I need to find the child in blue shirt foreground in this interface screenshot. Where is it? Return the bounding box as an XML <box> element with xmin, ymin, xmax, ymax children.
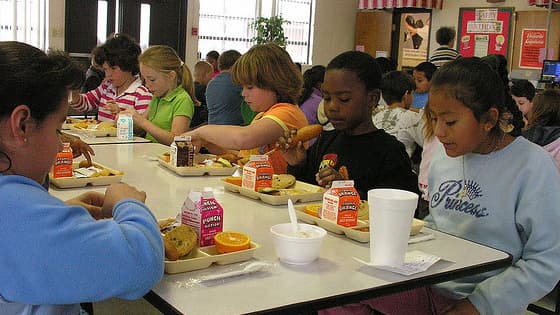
<box><xmin>0</xmin><ymin>41</ymin><xmax>163</xmax><ymax>314</ymax></box>
<box><xmin>321</xmin><ymin>58</ymin><xmax>560</xmax><ymax>315</ymax></box>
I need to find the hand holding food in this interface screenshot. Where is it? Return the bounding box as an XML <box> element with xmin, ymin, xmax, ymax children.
<box><xmin>65</xmin><ymin>191</ymin><xmax>105</xmax><ymax>219</ymax></box>
<box><xmin>315</xmin><ymin>166</ymin><xmax>347</xmax><ymax>188</ymax></box>
<box><xmin>105</xmin><ymin>100</ymin><xmax>120</xmax><ymax>114</ymax></box>
<box><xmin>101</xmin><ymin>183</ymin><xmax>147</xmax><ymax>218</ymax></box>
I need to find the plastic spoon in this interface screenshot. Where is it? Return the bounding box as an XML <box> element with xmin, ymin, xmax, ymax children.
<box><xmin>287</xmin><ymin>198</ymin><xmax>299</xmax><ymax>234</ymax></box>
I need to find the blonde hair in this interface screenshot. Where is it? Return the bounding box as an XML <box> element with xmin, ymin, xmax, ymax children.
<box><xmin>193</xmin><ymin>60</ymin><xmax>213</xmax><ymax>82</ymax></box>
<box><xmin>231</xmin><ymin>43</ymin><xmax>302</xmax><ymax>104</ymax></box>
<box><xmin>422</xmin><ymin>102</ymin><xmax>435</xmax><ymax>139</ymax></box>
<box><xmin>139</xmin><ymin>45</ymin><xmax>199</xmax><ymax>105</ymax></box>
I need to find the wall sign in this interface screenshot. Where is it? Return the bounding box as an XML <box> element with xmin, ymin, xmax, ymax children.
<box><xmin>519</xmin><ymin>29</ymin><xmax>547</xmax><ymax>69</ymax></box>
<box><xmin>457</xmin><ymin>7</ymin><xmax>514</xmax><ymax>58</ymax></box>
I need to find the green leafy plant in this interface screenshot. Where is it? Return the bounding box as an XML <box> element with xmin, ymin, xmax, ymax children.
<box><xmin>249</xmin><ymin>16</ymin><xmax>290</xmax><ymax>48</ymax></box>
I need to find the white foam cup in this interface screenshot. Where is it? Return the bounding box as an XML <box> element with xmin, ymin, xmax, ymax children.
<box><xmin>368</xmin><ymin>189</ymin><xmax>418</xmax><ymax>267</ymax></box>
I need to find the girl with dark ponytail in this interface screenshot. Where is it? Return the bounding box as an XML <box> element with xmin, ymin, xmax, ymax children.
<box><xmin>299</xmin><ymin>65</ymin><xmax>325</xmax><ymax>125</ymax></box>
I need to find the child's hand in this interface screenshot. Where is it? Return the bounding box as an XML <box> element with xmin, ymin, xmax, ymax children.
<box><xmin>66</xmin><ymin>191</ymin><xmax>105</xmax><ymax>219</ymax></box>
<box><xmin>276</xmin><ymin>129</ymin><xmax>306</xmax><ymax>166</ymax></box>
<box><xmin>315</xmin><ymin>166</ymin><xmax>346</xmax><ymax>188</ymax></box>
<box><xmin>102</xmin><ymin>183</ymin><xmax>147</xmax><ymax>218</ymax></box>
<box><xmin>106</xmin><ymin>100</ymin><xmax>120</xmax><ymax>114</ymax></box>
<box><xmin>179</xmin><ymin>130</ymin><xmax>204</xmax><ymax>153</ymax></box>
<box><xmin>69</xmin><ymin>138</ymin><xmax>95</xmax><ymax>165</ymax></box>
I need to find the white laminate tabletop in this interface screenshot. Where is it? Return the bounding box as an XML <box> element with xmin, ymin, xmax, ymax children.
<box><xmin>49</xmin><ymin>143</ymin><xmax>511</xmax><ymax>315</ymax></box>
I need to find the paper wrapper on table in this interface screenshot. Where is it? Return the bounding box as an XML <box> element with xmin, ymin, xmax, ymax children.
<box><xmin>181</xmin><ymin>189</ymin><xmax>223</xmax><ymax>247</ymax></box>
<box><xmin>242</xmin><ymin>155</ymin><xmax>273</xmax><ymax>192</ymax></box>
<box><xmin>321</xmin><ymin>180</ymin><xmax>359</xmax><ymax>227</ymax></box>
<box><xmin>368</xmin><ymin>188</ymin><xmax>418</xmax><ymax>267</ymax></box>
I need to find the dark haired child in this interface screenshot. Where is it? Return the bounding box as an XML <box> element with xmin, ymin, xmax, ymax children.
<box><xmin>412</xmin><ymin>61</ymin><xmax>437</xmax><ymax>109</ymax></box>
<box><xmin>523</xmin><ymin>88</ymin><xmax>560</xmax><ymax>168</ymax></box>
<box><xmin>0</xmin><ymin>41</ymin><xmax>163</xmax><ymax>314</ymax></box>
<box><xmin>279</xmin><ymin>51</ymin><xmax>418</xmax><ymax>199</ymax></box>
<box><xmin>373</xmin><ymin>70</ymin><xmax>423</xmax><ymax>158</ymax></box>
<box><xmin>299</xmin><ymin>65</ymin><xmax>326</xmax><ymax>125</ymax></box>
<box><xmin>429</xmin><ymin>26</ymin><xmax>461</xmax><ymax>68</ymax></box>
<box><xmin>69</xmin><ymin>33</ymin><xmax>152</xmax><ymax>122</ymax></box>
<box><xmin>510</xmin><ymin>79</ymin><xmax>536</xmax><ymax>126</ymax></box>
<box><xmin>322</xmin><ymin>57</ymin><xmax>560</xmax><ymax>315</ymax></box>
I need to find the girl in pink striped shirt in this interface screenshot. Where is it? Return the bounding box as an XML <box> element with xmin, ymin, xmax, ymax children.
<box><xmin>69</xmin><ymin>34</ymin><xmax>152</xmax><ymax>122</ymax></box>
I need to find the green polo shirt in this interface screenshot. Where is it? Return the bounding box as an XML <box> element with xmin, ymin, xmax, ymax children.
<box><xmin>146</xmin><ymin>86</ymin><xmax>194</xmax><ymax>143</ymax></box>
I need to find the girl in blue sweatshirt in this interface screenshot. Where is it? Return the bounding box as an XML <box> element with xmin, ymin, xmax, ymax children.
<box><xmin>322</xmin><ymin>58</ymin><xmax>560</xmax><ymax>315</ymax></box>
<box><xmin>0</xmin><ymin>42</ymin><xmax>163</xmax><ymax>315</ymax></box>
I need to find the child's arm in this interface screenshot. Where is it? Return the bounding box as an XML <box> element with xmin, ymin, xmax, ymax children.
<box><xmin>181</xmin><ymin>118</ymin><xmax>285</xmax><ymax>153</ymax></box>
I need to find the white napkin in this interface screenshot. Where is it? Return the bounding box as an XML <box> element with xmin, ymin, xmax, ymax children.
<box><xmin>354</xmin><ymin>250</ymin><xmax>442</xmax><ymax>276</ymax></box>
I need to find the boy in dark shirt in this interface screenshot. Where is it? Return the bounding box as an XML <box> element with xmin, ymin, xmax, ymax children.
<box><xmin>280</xmin><ymin>51</ymin><xmax>418</xmax><ymax>199</ymax></box>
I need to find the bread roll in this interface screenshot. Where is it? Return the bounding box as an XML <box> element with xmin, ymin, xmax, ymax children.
<box><xmin>163</xmin><ymin>225</ymin><xmax>198</xmax><ymax>261</ymax></box>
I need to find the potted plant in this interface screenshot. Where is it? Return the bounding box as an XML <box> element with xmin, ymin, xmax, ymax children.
<box><xmin>249</xmin><ymin>16</ymin><xmax>290</xmax><ymax>48</ymax></box>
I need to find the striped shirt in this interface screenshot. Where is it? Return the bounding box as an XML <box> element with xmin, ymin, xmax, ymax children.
<box><xmin>429</xmin><ymin>46</ymin><xmax>461</xmax><ymax>68</ymax></box>
<box><xmin>71</xmin><ymin>76</ymin><xmax>152</xmax><ymax>122</ymax></box>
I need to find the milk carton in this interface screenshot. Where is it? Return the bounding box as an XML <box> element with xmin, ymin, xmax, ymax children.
<box><xmin>53</xmin><ymin>143</ymin><xmax>73</xmax><ymax>178</ymax></box>
<box><xmin>117</xmin><ymin>113</ymin><xmax>133</xmax><ymax>141</ymax></box>
<box><xmin>321</xmin><ymin>180</ymin><xmax>360</xmax><ymax>227</ymax></box>
<box><xmin>242</xmin><ymin>155</ymin><xmax>273</xmax><ymax>192</ymax></box>
<box><xmin>181</xmin><ymin>188</ymin><xmax>224</xmax><ymax>247</ymax></box>
<box><xmin>170</xmin><ymin>136</ymin><xmax>194</xmax><ymax>167</ymax></box>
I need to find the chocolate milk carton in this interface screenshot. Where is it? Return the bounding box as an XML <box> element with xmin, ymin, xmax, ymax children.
<box><xmin>242</xmin><ymin>155</ymin><xmax>273</xmax><ymax>192</ymax></box>
<box><xmin>181</xmin><ymin>188</ymin><xmax>224</xmax><ymax>247</ymax></box>
<box><xmin>321</xmin><ymin>180</ymin><xmax>360</xmax><ymax>227</ymax></box>
<box><xmin>170</xmin><ymin>136</ymin><xmax>195</xmax><ymax>167</ymax></box>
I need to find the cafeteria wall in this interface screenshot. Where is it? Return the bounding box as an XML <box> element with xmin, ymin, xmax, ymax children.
<box><xmin>48</xmin><ymin>0</ymin><xmax>549</xmax><ymax>69</ymax></box>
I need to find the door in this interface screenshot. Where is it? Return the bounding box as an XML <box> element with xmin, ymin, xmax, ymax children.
<box><xmin>65</xmin><ymin>0</ymin><xmax>187</xmax><ymax>57</ymax></box>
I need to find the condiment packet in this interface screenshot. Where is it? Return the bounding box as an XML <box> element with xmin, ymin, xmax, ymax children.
<box><xmin>73</xmin><ymin>166</ymin><xmax>103</xmax><ymax>178</ymax></box>
<box><xmin>354</xmin><ymin>250</ymin><xmax>445</xmax><ymax>276</ymax></box>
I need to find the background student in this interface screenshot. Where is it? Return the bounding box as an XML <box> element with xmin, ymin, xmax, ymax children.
<box><xmin>181</xmin><ymin>43</ymin><xmax>307</xmax><ymax>174</ymax></box>
<box><xmin>411</xmin><ymin>61</ymin><xmax>437</xmax><ymax>110</ymax></box>
<box><xmin>0</xmin><ymin>41</ymin><xmax>163</xmax><ymax>315</ymax></box>
<box><xmin>69</xmin><ymin>33</ymin><xmax>152</xmax><ymax>122</ymax></box>
<box><xmin>205</xmin><ymin>50</ymin><xmax>244</xmax><ymax>126</ymax></box>
<box><xmin>510</xmin><ymin>79</ymin><xmax>536</xmax><ymax>127</ymax></box>
<box><xmin>192</xmin><ymin>60</ymin><xmax>213</xmax><ymax>128</ymax></box>
<box><xmin>279</xmin><ymin>51</ymin><xmax>418</xmax><ymax>199</ymax></box>
<box><xmin>373</xmin><ymin>70</ymin><xmax>423</xmax><ymax>158</ymax></box>
<box><xmin>429</xmin><ymin>26</ymin><xmax>461</xmax><ymax>68</ymax></box>
<box><xmin>299</xmin><ymin>65</ymin><xmax>325</xmax><ymax>125</ymax></box>
<box><xmin>522</xmin><ymin>88</ymin><xmax>560</xmax><ymax>168</ymax></box>
<box><xmin>121</xmin><ymin>45</ymin><xmax>195</xmax><ymax>145</ymax></box>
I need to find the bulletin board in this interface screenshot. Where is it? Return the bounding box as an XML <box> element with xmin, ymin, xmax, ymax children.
<box><xmin>457</xmin><ymin>7</ymin><xmax>514</xmax><ymax>59</ymax></box>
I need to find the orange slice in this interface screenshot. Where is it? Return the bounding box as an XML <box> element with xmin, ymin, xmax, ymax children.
<box><xmin>224</xmin><ymin>176</ymin><xmax>242</xmax><ymax>186</ymax></box>
<box><xmin>304</xmin><ymin>204</ymin><xmax>321</xmax><ymax>218</ymax></box>
<box><xmin>214</xmin><ymin>231</ymin><xmax>250</xmax><ymax>254</ymax></box>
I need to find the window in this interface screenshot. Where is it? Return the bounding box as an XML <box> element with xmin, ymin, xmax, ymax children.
<box><xmin>198</xmin><ymin>0</ymin><xmax>314</xmax><ymax>64</ymax></box>
<box><xmin>0</xmin><ymin>0</ymin><xmax>48</xmax><ymax>50</ymax></box>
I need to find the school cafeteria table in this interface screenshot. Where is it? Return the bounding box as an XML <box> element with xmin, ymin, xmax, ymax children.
<box><xmin>49</xmin><ymin>143</ymin><xmax>512</xmax><ymax>315</ymax></box>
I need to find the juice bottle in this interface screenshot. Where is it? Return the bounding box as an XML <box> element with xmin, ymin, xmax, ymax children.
<box><xmin>53</xmin><ymin>143</ymin><xmax>73</xmax><ymax>178</ymax></box>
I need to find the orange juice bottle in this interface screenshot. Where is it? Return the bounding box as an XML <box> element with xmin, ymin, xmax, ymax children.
<box><xmin>53</xmin><ymin>143</ymin><xmax>73</xmax><ymax>178</ymax></box>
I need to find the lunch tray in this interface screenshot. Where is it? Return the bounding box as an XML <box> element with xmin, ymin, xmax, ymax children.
<box><xmin>157</xmin><ymin>154</ymin><xmax>237</xmax><ymax>176</ymax></box>
<box><xmin>221</xmin><ymin>179</ymin><xmax>325</xmax><ymax>206</ymax></box>
<box><xmin>68</xmin><ymin>124</ymin><xmax>117</xmax><ymax>137</ymax></box>
<box><xmin>294</xmin><ymin>205</ymin><xmax>424</xmax><ymax>243</ymax></box>
<box><xmin>164</xmin><ymin>242</ymin><xmax>260</xmax><ymax>274</ymax></box>
<box><xmin>49</xmin><ymin>162</ymin><xmax>124</xmax><ymax>188</ymax></box>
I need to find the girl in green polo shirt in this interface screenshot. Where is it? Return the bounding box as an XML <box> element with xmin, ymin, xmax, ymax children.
<box><xmin>122</xmin><ymin>45</ymin><xmax>196</xmax><ymax>145</ymax></box>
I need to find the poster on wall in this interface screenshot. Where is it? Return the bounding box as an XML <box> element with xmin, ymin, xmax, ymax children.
<box><xmin>400</xmin><ymin>12</ymin><xmax>431</xmax><ymax>68</ymax></box>
<box><xmin>519</xmin><ymin>29</ymin><xmax>547</xmax><ymax>69</ymax></box>
<box><xmin>457</xmin><ymin>7</ymin><xmax>513</xmax><ymax>59</ymax></box>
